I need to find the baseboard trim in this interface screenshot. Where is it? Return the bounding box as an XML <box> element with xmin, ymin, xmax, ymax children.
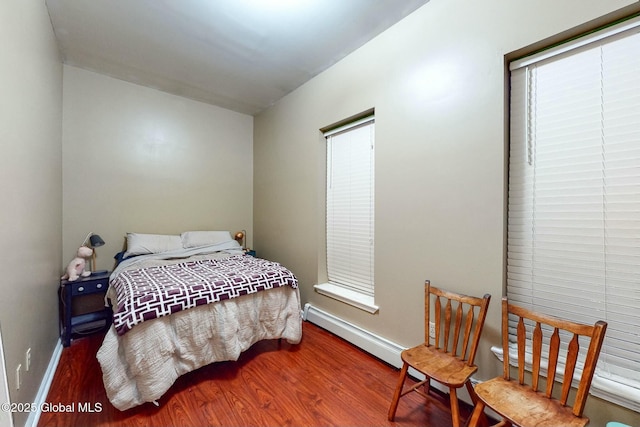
<box><xmin>25</xmin><ymin>338</ymin><xmax>63</xmax><ymax>427</ymax></box>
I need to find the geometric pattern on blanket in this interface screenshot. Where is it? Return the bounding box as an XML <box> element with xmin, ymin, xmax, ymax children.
<box><xmin>111</xmin><ymin>254</ymin><xmax>299</xmax><ymax>335</ymax></box>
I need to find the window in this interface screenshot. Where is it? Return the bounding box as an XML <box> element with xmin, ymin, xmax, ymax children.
<box><xmin>315</xmin><ymin>116</ymin><xmax>377</xmax><ymax>313</ymax></box>
<box><xmin>506</xmin><ymin>17</ymin><xmax>640</xmax><ymax>410</ymax></box>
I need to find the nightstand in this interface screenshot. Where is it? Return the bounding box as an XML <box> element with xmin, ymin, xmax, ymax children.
<box><xmin>245</xmin><ymin>249</ymin><xmax>256</xmax><ymax>257</ymax></box>
<box><xmin>59</xmin><ymin>271</ymin><xmax>112</xmax><ymax>347</ymax></box>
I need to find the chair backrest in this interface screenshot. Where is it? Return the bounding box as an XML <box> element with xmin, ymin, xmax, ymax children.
<box><xmin>501</xmin><ymin>297</ymin><xmax>608</xmax><ymax>417</ymax></box>
<box><xmin>425</xmin><ymin>280</ymin><xmax>491</xmax><ymax>367</ymax></box>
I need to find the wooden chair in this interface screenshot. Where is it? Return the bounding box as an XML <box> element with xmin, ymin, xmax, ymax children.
<box><xmin>388</xmin><ymin>280</ymin><xmax>491</xmax><ymax>427</ymax></box>
<box><xmin>468</xmin><ymin>297</ymin><xmax>608</xmax><ymax>427</ymax></box>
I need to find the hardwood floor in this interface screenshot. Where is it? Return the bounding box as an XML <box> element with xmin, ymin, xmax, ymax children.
<box><xmin>38</xmin><ymin>321</ymin><xmax>473</xmax><ymax>426</ymax></box>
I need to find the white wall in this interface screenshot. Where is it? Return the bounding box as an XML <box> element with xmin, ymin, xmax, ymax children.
<box><xmin>0</xmin><ymin>1</ymin><xmax>63</xmax><ymax>426</ymax></box>
<box><xmin>253</xmin><ymin>0</ymin><xmax>640</xmax><ymax>425</ymax></box>
<box><xmin>62</xmin><ymin>66</ymin><xmax>254</xmax><ymax>271</ymax></box>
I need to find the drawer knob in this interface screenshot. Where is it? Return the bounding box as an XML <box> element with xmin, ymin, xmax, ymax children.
<box><xmin>97</xmin><ymin>283</ymin><xmax>102</xmax><ymax>289</ymax></box>
<box><xmin>78</xmin><ymin>286</ymin><xmax>84</xmax><ymax>292</ymax></box>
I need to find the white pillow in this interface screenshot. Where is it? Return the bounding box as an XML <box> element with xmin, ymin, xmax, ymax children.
<box><xmin>181</xmin><ymin>231</ymin><xmax>232</xmax><ymax>248</ymax></box>
<box><xmin>124</xmin><ymin>233</ymin><xmax>183</xmax><ymax>257</ymax></box>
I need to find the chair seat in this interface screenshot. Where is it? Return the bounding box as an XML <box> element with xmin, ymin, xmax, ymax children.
<box><xmin>402</xmin><ymin>344</ymin><xmax>477</xmax><ymax>387</ymax></box>
<box><xmin>474</xmin><ymin>377</ymin><xmax>589</xmax><ymax>427</ymax></box>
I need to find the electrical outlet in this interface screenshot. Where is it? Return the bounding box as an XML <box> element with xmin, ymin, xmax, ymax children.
<box><xmin>429</xmin><ymin>321</ymin><xmax>436</xmax><ymax>339</ymax></box>
<box><xmin>26</xmin><ymin>348</ymin><xmax>31</xmax><ymax>371</ymax></box>
<box><xmin>16</xmin><ymin>364</ymin><xmax>22</xmax><ymax>390</ymax></box>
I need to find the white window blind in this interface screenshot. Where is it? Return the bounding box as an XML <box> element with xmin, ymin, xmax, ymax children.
<box><xmin>507</xmin><ymin>18</ymin><xmax>640</xmax><ymax>409</ymax></box>
<box><xmin>325</xmin><ymin>118</ymin><xmax>375</xmax><ymax>296</ymax></box>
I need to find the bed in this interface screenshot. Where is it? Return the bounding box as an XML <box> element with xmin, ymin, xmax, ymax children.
<box><xmin>96</xmin><ymin>231</ymin><xmax>302</xmax><ymax>411</ymax></box>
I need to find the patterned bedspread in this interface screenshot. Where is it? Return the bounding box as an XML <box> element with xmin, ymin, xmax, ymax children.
<box><xmin>111</xmin><ymin>254</ymin><xmax>299</xmax><ymax>335</ymax></box>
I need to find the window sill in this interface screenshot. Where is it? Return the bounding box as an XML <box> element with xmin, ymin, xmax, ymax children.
<box><xmin>490</xmin><ymin>346</ymin><xmax>640</xmax><ymax>412</ymax></box>
<box><xmin>314</xmin><ymin>283</ymin><xmax>379</xmax><ymax>314</ymax></box>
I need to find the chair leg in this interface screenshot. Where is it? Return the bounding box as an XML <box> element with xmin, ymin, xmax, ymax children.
<box><xmin>468</xmin><ymin>399</ymin><xmax>486</xmax><ymax>427</ymax></box>
<box><xmin>388</xmin><ymin>362</ymin><xmax>409</xmax><ymax>421</ymax></box>
<box><xmin>449</xmin><ymin>387</ymin><xmax>461</xmax><ymax>427</ymax></box>
<box><xmin>423</xmin><ymin>377</ymin><xmax>431</xmax><ymax>396</ymax></box>
<box><xmin>464</xmin><ymin>381</ymin><xmax>491</xmax><ymax>427</ymax></box>
<box><xmin>465</xmin><ymin>380</ymin><xmax>478</xmax><ymax>405</ymax></box>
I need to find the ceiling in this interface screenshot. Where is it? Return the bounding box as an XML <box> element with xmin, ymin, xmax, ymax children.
<box><xmin>46</xmin><ymin>0</ymin><xmax>430</xmax><ymax>116</ymax></box>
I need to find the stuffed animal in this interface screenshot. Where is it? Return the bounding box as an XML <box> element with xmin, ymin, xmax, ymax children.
<box><xmin>61</xmin><ymin>246</ymin><xmax>93</xmax><ymax>281</ymax></box>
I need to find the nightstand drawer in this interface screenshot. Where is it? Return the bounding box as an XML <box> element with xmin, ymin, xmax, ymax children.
<box><xmin>70</xmin><ymin>279</ymin><xmax>108</xmax><ymax>296</ymax></box>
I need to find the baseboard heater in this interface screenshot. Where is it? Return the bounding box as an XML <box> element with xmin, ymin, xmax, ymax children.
<box><xmin>302</xmin><ymin>303</ymin><xmax>405</xmax><ymax>368</ymax></box>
